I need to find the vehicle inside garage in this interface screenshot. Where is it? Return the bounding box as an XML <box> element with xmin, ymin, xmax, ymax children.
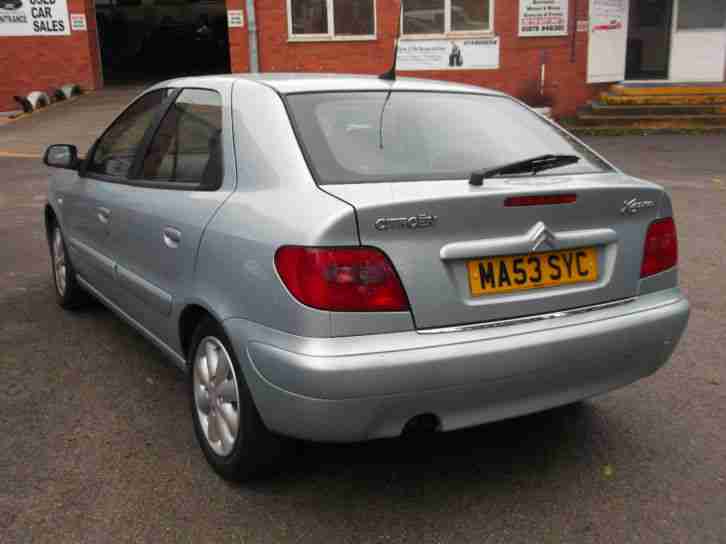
<box><xmin>95</xmin><ymin>0</ymin><xmax>230</xmax><ymax>83</ymax></box>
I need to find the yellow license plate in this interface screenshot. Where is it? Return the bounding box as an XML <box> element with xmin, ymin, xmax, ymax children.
<box><xmin>467</xmin><ymin>247</ymin><xmax>598</xmax><ymax>296</ymax></box>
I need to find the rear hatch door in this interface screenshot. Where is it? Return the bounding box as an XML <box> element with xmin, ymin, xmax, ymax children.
<box><xmin>284</xmin><ymin>88</ymin><xmax>663</xmax><ymax>329</ymax></box>
<box><xmin>325</xmin><ymin>174</ymin><xmax>662</xmax><ymax>329</ymax></box>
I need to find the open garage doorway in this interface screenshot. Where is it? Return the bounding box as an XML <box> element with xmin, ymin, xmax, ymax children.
<box><xmin>95</xmin><ymin>0</ymin><xmax>231</xmax><ymax>84</ymax></box>
<box><xmin>626</xmin><ymin>0</ymin><xmax>674</xmax><ymax>80</ymax></box>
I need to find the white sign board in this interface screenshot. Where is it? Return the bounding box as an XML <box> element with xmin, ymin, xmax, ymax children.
<box><xmin>519</xmin><ymin>0</ymin><xmax>569</xmax><ymax>37</ymax></box>
<box><xmin>0</xmin><ymin>0</ymin><xmax>71</xmax><ymax>36</ymax></box>
<box><xmin>590</xmin><ymin>0</ymin><xmax>627</xmax><ymax>32</ymax></box>
<box><xmin>396</xmin><ymin>38</ymin><xmax>500</xmax><ymax>71</ymax></box>
<box><xmin>70</xmin><ymin>12</ymin><xmax>86</xmax><ymax>31</ymax></box>
<box><xmin>587</xmin><ymin>0</ymin><xmax>629</xmax><ymax>83</ymax></box>
<box><xmin>227</xmin><ymin>10</ymin><xmax>244</xmax><ymax>28</ymax></box>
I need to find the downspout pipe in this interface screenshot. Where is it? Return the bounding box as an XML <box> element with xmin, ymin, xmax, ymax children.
<box><xmin>570</xmin><ymin>0</ymin><xmax>578</xmax><ymax>63</ymax></box>
<box><xmin>245</xmin><ymin>0</ymin><xmax>260</xmax><ymax>72</ymax></box>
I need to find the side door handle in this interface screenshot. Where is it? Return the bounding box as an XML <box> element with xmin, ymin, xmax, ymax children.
<box><xmin>97</xmin><ymin>206</ymin><xmax>111</xmax><ymax>224</ymax></box>
<box><xmin>162</xmin><ymin>227</ymin><xmax>182</xmax><ymax>249</ymax></box>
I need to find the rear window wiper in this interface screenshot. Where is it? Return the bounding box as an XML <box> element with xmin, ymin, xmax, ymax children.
<box><xmin>469</xmin><ymin>154</ymin><xmax>581</xmax><ymax>186</ymax></box>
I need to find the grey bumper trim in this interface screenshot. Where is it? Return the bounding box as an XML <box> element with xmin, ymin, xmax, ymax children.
<box><xmin>417</xmin><ymin>297</ymin><xmax>638</xmax><ymax>335</ymax></box>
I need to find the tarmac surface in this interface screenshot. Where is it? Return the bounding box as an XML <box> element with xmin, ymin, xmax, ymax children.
<box><xmin>1</xmin><ymin>120</ymin><xmax>725</xmax><ymax>541</ymax></box>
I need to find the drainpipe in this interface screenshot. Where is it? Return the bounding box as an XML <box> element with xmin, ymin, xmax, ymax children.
<box><xmin>570</xmin><ymin>0</ymin><xmax>578</xmax><ymax>63</ymax></box>
<box><xmin>245</xmin><ymin>0</ymin><xmax>260</xmax><ymax>72</ymax></box>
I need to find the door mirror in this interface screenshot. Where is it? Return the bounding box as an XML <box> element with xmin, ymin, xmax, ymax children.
<box><xmin>43</xmin><ymin>144</ymin><xmax>80</xmax><ymax>170</ymax></box>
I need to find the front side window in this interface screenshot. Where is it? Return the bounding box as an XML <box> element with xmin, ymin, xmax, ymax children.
<box><xmin>286</xmin><ymin>92</ymin><xmax>611</xmax><ymax>185</ymax></box>
<box><xmin>403</xmin><ymin>0</ymin><xmax>491</xmax><ymax>35</ymax></box>
<box><xmin>88</xmin><ymin>89</ymin><xmax>168</xmax><ymax>178</ymax></box>
<box><xmin>142</xmin><ymin>89</ymin><xmax>223</xmax><ymax>189</ymax></box>
<box><xmin>289</xmin><ymin>0</ymin><xmax>375</xmax><ymax>37</ymax></box>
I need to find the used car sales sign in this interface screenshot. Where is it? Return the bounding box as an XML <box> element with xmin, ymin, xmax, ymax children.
<box><xmin>0</xmin><ymin>0</ymin><xmax>70</xmax><ymax>36</ymax></box>
<box><xmin>519</xmin><ymin>0</ymin><xmax>569</xmax><ymax>37</ymax></box>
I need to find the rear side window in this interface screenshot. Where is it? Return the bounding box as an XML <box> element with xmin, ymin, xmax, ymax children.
<box><xmin>286</xmin><ymin>92</ymin><xmax>612</xmax><ymax>184</ymax></box>
<box><xmin>142</xmin><ymin>89</ymin><xmax>223</xmax><ymax>189</ymax></box>
<box><xmin>88</xmin><ymin>89</ymin><xmax>168</xmax><ymax>178</ymax></box>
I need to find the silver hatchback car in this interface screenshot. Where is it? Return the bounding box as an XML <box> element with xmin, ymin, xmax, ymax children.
<box><xmin>44</xmin><ymin>74</ymin><xmax>689</xmax><ymax>480</ymax></box>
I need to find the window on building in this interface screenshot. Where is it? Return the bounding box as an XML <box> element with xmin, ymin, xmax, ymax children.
<box><xmin>677</xmin><ymin>0</ymin><xmax>726</xmax><ymax>30</ymax></box>
<box><xmin>289</xmin><ymin>0</ymin><xmax>375</xmax><ymax>38</ymax></box>
<box><xmin>403</xmin><ymin>0</ymin><xmax>492</xmax><ymax>35</ymax></box>
<box><xmin>142</xmin><ymin>89</ymin><xmax>223</xmax><ymax>189</ymax></box>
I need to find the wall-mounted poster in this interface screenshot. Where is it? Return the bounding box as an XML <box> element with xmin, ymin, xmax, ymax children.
<box><xmin>227</xmin><ymin>9</ymin><xmax>244</xmax><ymax>28</ymax></box>
<box><xmin>590</xmin><ymin>0</ymin><xmax>627</xmax><ymax>33</ymax></box>
<box><xmin>70</xmin><ymin>13</ymin><xmax>86</xmax><ymax>31</ymax></box>
<box><xmin>396</xmin><ymin>38</ymin><xmax>500</xmax><ymax>71</ymax></box>
<box><xmin>519</xmin><ymin>0</ymin><xmax>569</xmax><ymax>37</ymax></box>
<box><xmin>0</xmin><ymin>0</ymin><xmax>71</xmax><ymax>36</ymax></box>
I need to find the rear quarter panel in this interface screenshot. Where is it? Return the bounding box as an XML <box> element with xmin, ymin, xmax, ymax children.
<box><xmin>193</xmin><ymin>81</ymin><xmax>362</xmax><ymax>337</ymax></box>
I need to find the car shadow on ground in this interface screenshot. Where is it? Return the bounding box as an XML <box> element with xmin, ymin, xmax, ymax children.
<box><xmin>77</xmin><ymin>292</ymin><xmax>612</xmax><ymax>488</ymax></box>
<box><xmin>4</xmin><ymin>283</ymin><xmax>620</xmax><ymax>499</ymax></box>
<box><xmin>83</xmin><ymin>295</ymin><xmax>613</xmax><ymax>483</ymax></box>
<box><xmin>2</xmin><ymin>281</ymin><xmax>650</xmax><ymax>543</ymax></box>
<box><xmin>246</xmin><ymin>396</ymin><xmax>614</xmax><ymax>495</ymax></box>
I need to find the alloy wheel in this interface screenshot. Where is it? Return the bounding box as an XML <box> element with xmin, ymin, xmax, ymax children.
<box><xmin>193</xmin><ymin>336</ymin><xmax>241</xmax><ymax>456</ymax></box>
<box><xmin>52</xmin><ymin>227</ymin><xmax>67</xmax><ymax>297</ymax></box>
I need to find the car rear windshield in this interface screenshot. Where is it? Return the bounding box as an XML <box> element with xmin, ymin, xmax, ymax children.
<box><xmin>285</xmin><ymin>92</ymin><xmax>612</xmax><ymax>185</ymax></box>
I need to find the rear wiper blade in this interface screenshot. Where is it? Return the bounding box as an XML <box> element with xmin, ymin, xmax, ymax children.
<box><xmin>469</xmin><ymin>154</ymin><xmax>580</xmax><ymax>186</ymax></box>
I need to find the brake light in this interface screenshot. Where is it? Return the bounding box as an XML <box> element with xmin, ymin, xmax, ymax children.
<box><xmin>504</xmin><ymin>194</ymin><xmax>577</xmax><ymax>207</ymax></box>
<box><xmin>641</xmin><ymin>218</ymin><xmax>678</xmax><ymax>278</ymax></box>
<box><xmin>274</xmin><ymin>247</ymin><xmax>410</xmax><ymax>312</ymax></box>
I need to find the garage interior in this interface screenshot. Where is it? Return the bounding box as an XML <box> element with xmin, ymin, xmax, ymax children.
<box><xmin>95</xmin><ymin>0</ymin><xmax>231</xmax><ymax>84</ymax></box>
<box><xmin>626</xmin><ymin>0</ymin><xmax>673</xmax><ymax>80</ymax></box>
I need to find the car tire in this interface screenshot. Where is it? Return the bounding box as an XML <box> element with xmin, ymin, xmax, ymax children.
<box><xmin>50</xmin><ymin>222</ymin><xmax>89</xmax><ymax>309</ymax></box>
<box><xmin>189</xmin><ymin>317</ymin><xmax>288</xmax><ymax>481</ymax></box>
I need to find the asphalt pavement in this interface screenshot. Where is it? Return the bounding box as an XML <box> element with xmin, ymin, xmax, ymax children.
<box><xmin>1</xmin><ymin>135</ymin><xmax>725</xmax><ymax>543</ymax></box>
<box><xmin>0</xmin><ymin>86</ymin><xmax>144</xmax><ymax>157</ymax></box>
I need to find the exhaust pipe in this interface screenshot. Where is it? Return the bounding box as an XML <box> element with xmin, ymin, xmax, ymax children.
<box><xmin>402</xmin><ymin>413</ymin><xmax>441</xmax><ymax>436</ymax></box>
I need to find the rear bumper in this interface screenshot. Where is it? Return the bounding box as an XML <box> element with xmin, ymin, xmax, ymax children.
<box><xmin>225</xmin><ymin>288</ymin><xmax>689</xmax><ymax>442</ymax></box>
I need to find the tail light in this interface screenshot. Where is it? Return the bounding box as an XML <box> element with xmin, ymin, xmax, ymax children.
<box><xmin>641</xmin><ymin>217</ymin><xmax>678</xmax><ymax>278</ymax></box>
<box><xmin>274</xmin><ymin>246</ymin><xmax>410</xmax><ymax>312</ymax></box>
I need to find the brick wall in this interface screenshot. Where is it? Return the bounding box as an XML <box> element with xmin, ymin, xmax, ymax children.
<box><xmin>235</xmin><ymin>0</ymin><xmax>606</xmax><ymax>117</ymax></box>
<box><xmin>0</xmin><ymin>0</ymin><xmax>609</xmax><ymax>117</ymax></box>
<box><xmin>227</xmin><ymin>0</ymin><xmax>250</xmax><ymax>73</ymax></box>
<box><xmin>0</xmin><ymin>0</ymin><xmax>101</xmax><ymax>112</ymax></box>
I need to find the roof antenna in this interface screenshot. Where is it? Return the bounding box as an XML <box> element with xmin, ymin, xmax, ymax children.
<box><xmin>378</xmin><ymin>1</ymin><xmax>402</xmax><ymax>148</ymax></box>
<box><xmin>379</xmin><ymin>1</ymin><xmax>402</xmax><ymax>81</ymax></box>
